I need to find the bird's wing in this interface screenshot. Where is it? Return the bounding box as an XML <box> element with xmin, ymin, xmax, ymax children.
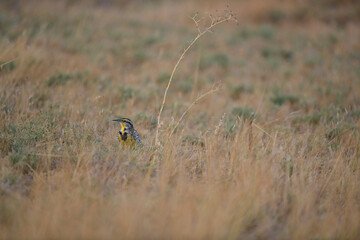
<box><xmin>133</xmin><ymin>129</ymin><xmax>142</xmax><ymax>145</ymax></box>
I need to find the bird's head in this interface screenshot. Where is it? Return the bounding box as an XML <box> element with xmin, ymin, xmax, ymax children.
<box><xmin>112</xmin><ymin>118</ymin><xmax>134</xmax><ymax>135</ymax></box>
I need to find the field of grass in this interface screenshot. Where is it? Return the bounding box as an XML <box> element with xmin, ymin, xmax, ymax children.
<box><xmin>1</xmin><ymin>0</ymin><xmax>360</xmax><ymax>239</ymax></box>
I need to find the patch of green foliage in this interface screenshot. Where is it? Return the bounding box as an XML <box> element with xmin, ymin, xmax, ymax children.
<box><xmin>133</xmin><ymin>49</ymin><xmax>148</xmax><ymax>62</ymax></box>
<box><xmin>118</xmin><ymin>86</ymin><xmax>138</xmax><ymax>101</ymax></box>
<box><xmin>261</xmin><ymin>45</ymin><xmax>293</xmax><ymax>61</ymax></box>
<box><xmin>0</xmin><ymin>106</ymin><xmax>58</xmax><ymax>170</ymax></box>
<box><xmin>156</xmin><ymin>72</ymin><xmax>171</xmax><ymax>84</ymax></box>
<box><xmin>200</xmin><ymin>52</ymin><xmax>229</xmax><ymax>69</ymax></box>
<box><xmin>292</xmin><ymin>106</ymin><xmax>360</xmax><ymax>126</ymax></box>
<box><xmin>270</xmin><ymin>91</ymin><xmax>299</xmax><ymax>106</ymax></box>
<box><xmin>0</xmin><ymin>60</ymin><xmax>16</xmax><ymax>73</ymax></box>
<box><xmin>231</xmin><ymin>106</ymin><xmax>257</xmax><ymax>120</ymax></box>
<box><xmin>227</xmin><ymin>26</ymin><xmax>252</xmax><ymax>44</ymax></box>
<box><xmin>224</xmin><ymin>106</ymin><xmax>257</xmax><ymax>136</ymax></box>
<box><xmin>228</xmin><ymin>83</ymin><xmax>254</xmax><ymax>99</ymax></box>
<box><xmin>303</xmin><ymin>51</ymin><xmax>323</xmax><ymax>67</ymax></box>
<box><xmin>280</xmin><ymin>156</ymin><xmax>293</xmax><ymax>178</ymax></box>
<box><xmin>134</xmin><ymin>112</ymin><xmax>157</xmax><ymax>129</ymax></box>
<box><xmin>292</xmin><ymin>112</ymin><xmax>322</xmax><ymax>125</ymax></box>
<box><xmin>47</xmin><ymin>72</ymin><xmax>72</xmax><ymax>86</ymax></box>
<box><xmin>176</xmin><ymin>77</ymin><xmax>192</xmax><ymax>94</ymax></box>
<box><xmin>47</xmin><ymin>70</ymin><xmax>91</xmax><ymax>87</ymax></box>
<box><xmin>257</xmin><ymin>24</ymin><xmax>276</xmax><ymax>40</ymax></box>
<box><xmin>266</xmin><ymin>9</ymin><xmax>287</xmax><ymax>23</ymax></box>
<box><xmin>143</xmin><ymin>33</ymin><xmax>163</xmax><ymax>46</ymax></box>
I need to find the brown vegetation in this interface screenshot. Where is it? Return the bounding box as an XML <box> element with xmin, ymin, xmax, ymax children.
<box><xmin>1</xmin><ymin>0</ymin><xmax>359</xmax><ymax>239</ymax></box>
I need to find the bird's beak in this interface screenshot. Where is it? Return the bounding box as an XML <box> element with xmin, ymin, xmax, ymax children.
<box><xmin>112</xmin><ymin>119</ymin><xmax>122</xmax><ymax>122</ymax></box>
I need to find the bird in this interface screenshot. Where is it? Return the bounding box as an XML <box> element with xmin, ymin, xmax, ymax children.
<box><xmin>112</xmin><ymin>118</ymin><xmax>142</xmax><ymax>148</ymax></box>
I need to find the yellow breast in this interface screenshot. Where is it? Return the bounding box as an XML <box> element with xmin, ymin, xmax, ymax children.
<box><xmin>118</xmin><ymin>133</ymin><xmax>136</xmax><ymax>147</ymax></box>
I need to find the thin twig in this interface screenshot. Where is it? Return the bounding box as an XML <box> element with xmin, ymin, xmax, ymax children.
<box><xmin>165</xmin><ymin>86</ymin><xmax>219</xmax><ymax>145</ymax></box>
<box><xmin>154</xmin><ymin>13</ymin><xmax>233</xmax><ymax>146</ymax></box>
<box><xmin>0</xmin><ymin>58</ymin><xmax>16</xmax><ymax>70</ymax></box>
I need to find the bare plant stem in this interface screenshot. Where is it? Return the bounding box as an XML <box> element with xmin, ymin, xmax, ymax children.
<box><xmin>0</xmin><ymin>58</ymin><xmax>16</xmax><ymax>71</ymax></box>
<box><xmin>249</xmin><ymin>119</ymin><xmax>253</xmax><ymax>154</ymax></box>
<box><xmin>155</xmin><ymin>13</ymin><xmax>233</xmax><ymax>146</ymax></box>
<box><xmin>165</xmin><ymin>86</ymin><xmax>219</xmax><ymax>145</ymax></box>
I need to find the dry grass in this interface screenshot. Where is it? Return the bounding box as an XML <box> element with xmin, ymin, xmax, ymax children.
<box><xmin>1</xmin><ymin>0</ymin><xmax>360</xmax><ymax>239</ymax></box>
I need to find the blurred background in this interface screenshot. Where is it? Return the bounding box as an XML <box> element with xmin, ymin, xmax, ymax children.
<box><xmin>1</xmin><ymin>0</ymin><xmax>360</xmax><ymax>239</ymax></box>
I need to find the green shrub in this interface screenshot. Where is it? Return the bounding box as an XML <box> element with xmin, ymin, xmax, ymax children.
<box><xmin>134</xmin><ymin>112</ymin><xmax>157</xmax><ymax>129</ymax></box>
<box><xmin>156</xmin><ymin>72</ymin><xmax>171</xmax><ymax>84</ymax></box>
<box><xmin>143</xmin><ymin>34</ymin><xmax>162</xmax><ymax>46</ymax></box>
<box><xmin>303</xmin><ymin>52</ymin><xmax>323</xmax><ymax>67</ymax></box>
<box><xmin>231</xmin><ymin>106</ymin><xmax>256</xmax><ymax>120</ymax></box>
<box><xmin>267</xmin><ymin>9</ymin><xmax>286</xmax><ymax>23</ymax></box>
<box><xmin>0</xmin><ymin>107</ymin><xmax>57</xmax><ymax>170</ymax></box>
<box><xmin>228</xmin><ymin>83</ymin><xmax>254</xmax><ymax>99</ymax></box>
<box><xmin>47</xmin><ymin>71</ymin><xmax>72</xmax><ymax>86</ymax></box>
<box><xmin>0</xmin><ymin>60</ymin><xmax>16</xmax><ymax>72</ymax></box>
<box><xmin>292</xmin><ymin>112</ymin><xmax>322</xmax><ymax>125</ymax></box>
<box><xmin>261</xmin><ymin>46</ymin><xmax>293</xmax><ymax>60</ymax></box>
<box><xmin>200</xmin><ymin>52</ymin><xmax>229</xmax><ymax>69</ymax></box>
<box><xmin>211</xmin><ymin>53</ymin><xmax>229</xmax><ymax>68</ymax></box>
<box><xmin>176</xmin><ymin>78</ymin><xmax>192</xmax><ymax>94</ymax></box>
<box><xmin>224</xmin><ymin>106</ymin><xmax>257</xmax><ymax>136</ymax></box>
<box><xmin>227</xmin><ymin>26</ymin><xmax>252</xmax><ymax>44</ymax></box>
<box><xmin>118</xmin><ymin>86</ymin><xmax>138</xmax><ymax>100</ymax></box>
<box><xmin>133</xmin><ymin>49</ymin><xmax>148</xmax><ymax>62</ymax></box>
<box><xmin>257</xmin><ymin>24</ymin><xmax>276</xmax><ymax>40</ymax></box>
<box><xmin>270</xmin><ymin>91</ymin><xmax>299</xmax><ymax>106</ymax></box>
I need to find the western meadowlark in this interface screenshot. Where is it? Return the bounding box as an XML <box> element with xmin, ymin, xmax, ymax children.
<box><xmin>112</xmin><ymin>118</ymin><xmax>142</xmax><ymax>148</ymax></box>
